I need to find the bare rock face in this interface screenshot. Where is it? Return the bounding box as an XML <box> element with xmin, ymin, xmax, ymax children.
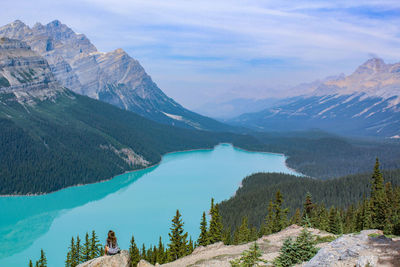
<box><xmin>303</xmin><ymin>230</ymin><xmax>400</xmax><ymax>267</ymax></box>
<box><xmin>0</xmin><ymin>37</ymin><xmax>64</xmax><ymax>104</ymax></box>
<box><xmin>77</xmin><ymin>251</ymin><xmax>130</xmax><ymax>267</ymax></box>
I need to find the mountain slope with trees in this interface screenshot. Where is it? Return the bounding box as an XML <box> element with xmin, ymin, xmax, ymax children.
<box><xmin>0</xmin><ymin>37</ymin><xmax>255</xmax><ymax>195</ymax></box>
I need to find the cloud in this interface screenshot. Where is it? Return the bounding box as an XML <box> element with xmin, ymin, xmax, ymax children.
<box><xmin>1</xmin><ymin>0</ymin><xmax>400</xmax><ymax>106</ymax></box>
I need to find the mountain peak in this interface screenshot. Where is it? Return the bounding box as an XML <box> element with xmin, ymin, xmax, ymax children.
<box><xmin>48</xmin><ymin>19</ymin><xmax>62</xmax><ymax>27</ymax></box>
<box><xmin>11</xmin><ymin>20</ymin><xmax>27</xmax><ymax>28</ymax></box>
<box><xmin>354</xmin><ymin>57</ymin><xmax>387</xmax><ymax>75</ymax></box>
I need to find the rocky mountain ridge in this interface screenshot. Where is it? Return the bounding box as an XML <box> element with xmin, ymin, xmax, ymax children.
<box><xmin>230</xmin><ymin>58</ymin><xmax>400</xmax><ymax>137</ymax></box>
<box><xmin>0</xmin><ymin>20</ymin><xmax>232</xmax><ymax>131</ymax></box>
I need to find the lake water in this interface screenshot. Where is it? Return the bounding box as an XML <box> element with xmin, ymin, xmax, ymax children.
<box><xmin>0</xmin><ymin>144</ymin><xmax>299</xmax><ymax>266</ymax></box>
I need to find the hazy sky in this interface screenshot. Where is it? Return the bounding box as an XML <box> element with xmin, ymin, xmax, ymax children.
<box><xmin>2</xmin><ymin>1</ymin><xmax>400</xmax><ymax>108</ymax></box>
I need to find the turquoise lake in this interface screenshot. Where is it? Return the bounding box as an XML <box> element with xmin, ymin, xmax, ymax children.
<box><xmin>0</xmin><ymin>144</ymin><xmax>299</xmax><ymax>267</ymax></box>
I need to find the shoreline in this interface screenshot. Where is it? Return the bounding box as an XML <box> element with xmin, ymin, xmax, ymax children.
<box><xmin>0</xmin><ymin>142</ymin><xmax>301</xmax><ymax>197</ymax></box>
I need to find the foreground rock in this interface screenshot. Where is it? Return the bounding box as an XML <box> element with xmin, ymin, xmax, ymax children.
<box><xmin>77</xmin><ymin>250</ymin><xmax>129</xmax><ymax>267</ymax></box>
<box><xmin>303</xmin><ymin>229</ymin><xmax>400</xmax><ymax>267</ymax></box>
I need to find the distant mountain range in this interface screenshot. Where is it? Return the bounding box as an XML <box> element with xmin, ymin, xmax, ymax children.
<box><xmin>229</xmin><ymin>58</ymin><xmax>400</xmax><ymax>137</ymax></box>
<box><xmin>0</xmin><ymin>20</ymin><xmax>232</xmax><ymax>131</ymax></box>
<box><xmin>0</xmin><ymin>37</ymin><xmax>250</xmax><ymax>194</ymax></box>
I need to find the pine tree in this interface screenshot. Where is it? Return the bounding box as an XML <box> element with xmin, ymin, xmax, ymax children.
<box><xmin>36</xmin><ymin>249</ymin><xmax>47</xmax><ymax>267</ymax></box>
<box><xmin>89</xmin><ymin>230</ymin><xmax>102</xmax><ymax>260</ymax></box>
<box><xmin>168</xmin><ymin>209</ymin><xmax>188</xmax><ymax>261</ymax></box>
<box><xmin>250</xmin><ymin>227</ymin><xmax>258</xmax><ymax>242</ymax></box>
<box><xmin>237</xmin><ymin>216</ymin><xmax>251</xmax><ymax>244</ymax></box>
<box><xmin>274</xmin><ymin>228</ymin><xmax>317</xmax><ymax>266</ymax></box>
<box><xmin>156</xmin><ymin>237</ymin><xmax>165</xmax><ymax>264</ymax></box>
<box><xmin>129</xmin><ymin>235</ymin><xmax>140</xmax><ymax>267</ymax></box>
<box><xmin>295</xmin><ymin>228</ymin><xmax>318</xmax><ymax>262</ymax></box>
<box><xmin>75</xmin><ymin>235</ymin><xmax>82</xmax><ymax>264</ymax></box>
<box><xmin>82</xmin><ymin>232</ymin><xmax>91</xmax><ymax>262</ymax></box>
<box><xmin>223</xmin><ymin>227</ymin><xmax>232</xmax><ymax>245</ymax></box>
<box><xmin>65</xmin><ymin>237</ymin><xmax>76</xmax><ymax>267</ymax></box>
<box><xmin>272</xmin><ymin>190</ymin><xmax>288</xmax><ymax>233</ymax></box>
<box><xmin>263</xmin><ymin>201</ymin><xmax>274</xmax><ymax>235</ymax></box>
<box><xmin>197</xmin><ymin>211</ymin><xmax>209</xmax><ymax>246</ymax></box>
<box><xmin>274</xmin><ymin>237</ymin><xmax>298</xmax><ymax>267</ymax></box>
<box><xmin>141</xmin><ymin>244</ymin><xmax>147</xmax><ymax>260</ymax></box>
<box><xmin>343</xmin><ymin>205</ymin><xmax>356</xmax><ymax>233</ymax></box>
<box><xmin>302</xmin><ymin>192</ymin><xmax>314</xmax><ymax>224</ymax></box>
<box><xmin>355</xmin><ymin>196</ymin><xmax>371</xmax><ymax>231</ymax></box>
<box><xmin>315</xmin><ymin>204</ymin><xmax>329</xmax><ymax>231</ymax></box>
<box><xmin>209</xmin><ymin>202</ymin><xmax>223</xmax><ymax>243</ymax></box>
<box><xmin>370</xmin><ymin>158</ymin><xmax>387</xmax><ymax>230</ymax></box>
<box><xmin>29</xmin><ymin>260</ymin><xmax>33</xmax><ymax>267</ymax></box>
<box><xmin>290</xmin><ymin>208</ymin><xmax>302</xmax><ymax>225</ymax></box>
<box><xmin>187</xmin><ymin>237</ymin><xmax>194</xmax><ymax>255</ymax></box>
<box><xmin>328</xmin><ymin>208</ymin><xmax>342</xmax><ymax>234</ymax></box>
<box><xmin>230</xmin><ymin>242</ymin><xmax>266</xmax><ymax>267</ymax></box>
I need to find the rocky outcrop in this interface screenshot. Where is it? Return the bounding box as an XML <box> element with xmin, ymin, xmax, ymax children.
<box><xmin>304</xmin><ymin>229</ymin><xmax>400</xmax><ymax>267</ymax></box>
<box><xmin>77</xmin><ymin>251</ymin><xmax>130</xmax><ymax>267</ymax></box>
<box><xmin>0</xmin><ymin>20</ymin><xmax>232</xmax><ymax>131</ymax></box>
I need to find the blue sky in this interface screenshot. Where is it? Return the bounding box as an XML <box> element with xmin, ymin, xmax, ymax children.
<box><xmin>2</xmin><ymin>0</ymin><xmax>400</xmax><ymax>108</ymax></box>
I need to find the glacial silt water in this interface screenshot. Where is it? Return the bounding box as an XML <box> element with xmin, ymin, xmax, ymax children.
<box><xmin>0</xmin><ymin>144</ymin><xmax>299</xmax><ymax>266</ymax></box>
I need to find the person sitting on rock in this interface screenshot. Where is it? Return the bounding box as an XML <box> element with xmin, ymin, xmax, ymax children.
<box><xmin>105</xmin><ymin>230</ymin><xmax>121</xmax><ymax>255</ymax></box>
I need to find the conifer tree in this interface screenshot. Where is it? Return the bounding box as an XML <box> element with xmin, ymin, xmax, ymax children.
<box><xmin>65</xmin><ymin>237</ymin><xmax>76</xmax><ymax>267</ymax></box>
<box><xmin>237</xmin><ymin>216</ymin><xmax>251</xmax><ymax>244</ymax></box>
<box><xmin>29</xmin><ymin>260</ymin><xmax>33</xmax><ymax>267</ymax></box>
<box><xmin>263</xmin><ymin>201</ymin><xmax>274</xmax><ymax>235</ymax></box>
<box><xmin>343</xmin><ymin>205</ymin><xmax>356</xmax><ymax>233</ymax></box>
<box><xmin>314</xmin><ymin>204</ymin><xmax>329</xmax><ymax>231</ymax></box>
<box><xmin>129</xmin><ymin>235</ymin><xmax>140</xmax><ymax>267</ymax></box>
<box><xmin>302</xmin><ymin>192</ymin><xmax>314</xmax><ymax>224</ymax></box>
<box><xmin>356</xmin><ymin>197</ymin><xmax>372</xmax><ymax>230</ymax></box>
<box><xmin>328</xmin><ymin>208</ymin><xmax>342</xmax><ymax>234</ymax></box>
<box><xmin>370</xmin><ymin>158</ymin><xmax>387</xmax><ymax>229</ymax></box>
<box><xmin>197</xmin><ymin>211</ymin><xmax>209</xmax><ymax>246</ymax></box>
<box><xmin>223</xmin><ymin>227</ymin><xmax>232</xmax><ymax>245</ymax></box>
<box><xmin>209</xmin><ymin>202</ymin><xmax>223</xmax><ymax>243</ymax></box>
<box><xmin>290</xmin><ymin>208</ymin><xmax>302</xmax><ymax>226</ymax></box>
<box><xmin>168</xmin><ymin>209</ymin><xmax>188</xmax><ymax>261</ymax></box>
<box><xmin>141</xmin><ymin>244</ymin><xmax>147</xmax><ymax>260</ymax></box>
<box><xmin>295</xmin><ymin>228</ymin><xmax>318</xmax><ymax>262</ymax></box>
<box><xmin>187</xmin><ymin>237</ymin><xmax>194</xmax><ymax>255</ymax></box>
<box><xmin>274</xmin><ymin>237</ymin><xmax>297</xmax><ymax>267</ymax></box>
<box><xmin>156</xmin><ymin>237</ymin><xmax>165</xmax><ymax>264</ymax></box>
<box><xmin>82</xmin><ymin>232</ymin><xmax>91</xmax><ymax>262</ymax></box>
<box><xmin>89</xmin><ymin>230</ymin><xmax>101</xmax><ymax>260</ymax></box>
<box><xmin>75</xmin><ymin>235</ymin><xmax>82</xmax><ymax>264</ymax></box>
<box><xmin>36</xmin><ymin>249</ymin><xmax>47</xmax><ymax>267</ymax></box>
<box><xmin>230</xmin><ymin>242</ymin><xmax>266</xmax><ymax>267</ymax></box>
<box><xmin>250</xmin><ymin>227</ymin><xmax>258</xmax><ymax>242</ymax></box>
<box><xmin>272</xmin><ymin>190</ymin><xmax>288</xmax><ymax>233</ymax></box>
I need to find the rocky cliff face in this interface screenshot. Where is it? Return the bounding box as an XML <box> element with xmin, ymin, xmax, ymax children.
<box><xmin>0</xmin><ymin>20</ymin><xmax>232</xmax><ymax>131</ymax></box>
<box><xmin>0</xmin><ymin>37</ymin><xmax>64</xmax><ymax>104</ymax></box>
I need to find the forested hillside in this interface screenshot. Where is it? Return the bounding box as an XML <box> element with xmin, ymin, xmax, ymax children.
<box><xmin>240</xmin><ymin>131</ymin><xmax>400</xmax><ymax>179</ymax></box>
<box><xmin>219</xmin><ymin>168</ymin><xmax>400</xmax><ymax>230</ymax></box>
<box><xmin>0</xmin><ymin>91</ymin><xmax>255</xmax><ymax>195</ymax></box>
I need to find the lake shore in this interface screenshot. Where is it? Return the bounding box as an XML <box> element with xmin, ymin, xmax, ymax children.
<box><xmin>0</xmin><ymin>143</ymin><xmax>300</xmax><ymax>197</ymax></box>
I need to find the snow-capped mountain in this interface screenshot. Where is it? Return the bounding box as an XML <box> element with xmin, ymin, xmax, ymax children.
<box><xmin>0</xmin><ymin>20</ymin><xmax>232</xmax><ymax>131</ymax></box>
<box><xmin>229</xmin><ymin>58</ymin><xmax>400</xmax><ymax>137</ymax></box>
